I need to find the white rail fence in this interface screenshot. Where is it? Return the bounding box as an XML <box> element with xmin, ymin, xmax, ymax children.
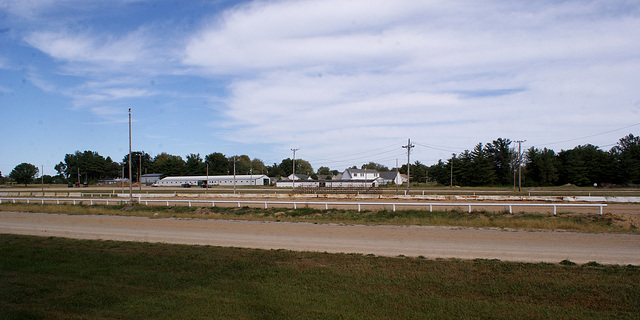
<box><xmin>0</xmin><ymin>197</ymin><xmax>606</xmax><ymax>215</ymax></box>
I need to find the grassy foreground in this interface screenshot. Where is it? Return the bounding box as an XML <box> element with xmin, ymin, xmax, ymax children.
<box><xmin>1</xmin><ymin>234</ymin><xmax>639</xmax><ymax>319</ymax></box>
<box><xmin>1</xmin><ymin>202</ymin><xmax>637</xmax><ymax>234</ymax></box>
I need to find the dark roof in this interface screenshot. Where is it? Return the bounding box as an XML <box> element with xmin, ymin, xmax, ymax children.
<box><xmin>379</xmin><ymin>171</ymin><xmax>399</xmax><ymax>179</ymax></box>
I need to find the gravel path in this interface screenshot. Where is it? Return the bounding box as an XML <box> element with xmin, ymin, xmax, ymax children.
<box><xmin>1</xmin><ymin>211</ymin><xmax>639</xmax><ymax>265</ymax></box>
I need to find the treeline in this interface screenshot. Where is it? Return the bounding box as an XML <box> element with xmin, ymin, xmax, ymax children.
<box><xmin>6</xmin><ymin>134</ymin><xmax>639</xmax><ymax>187</ymax></box>
<box><xmin>423</xmin><ymin>134</ymin><xmax>640</xmax><ymax>187</ymax></box>
<box><xmin>51</xmin><ymin>151</ymin><xmax>318</xmax><ymax>184</ymax></box>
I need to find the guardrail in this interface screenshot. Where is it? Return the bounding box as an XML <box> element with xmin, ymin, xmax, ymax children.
<box><xmin>0</xmin><ymin>197</ymin><xmax>606</xmax><ymax>215</ymax></box>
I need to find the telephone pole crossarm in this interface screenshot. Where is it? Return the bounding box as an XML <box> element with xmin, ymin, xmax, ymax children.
<box><xmin>402</xmin><ymin>139</ymin><xmax>415</xmax><ymax>193</ymax></box>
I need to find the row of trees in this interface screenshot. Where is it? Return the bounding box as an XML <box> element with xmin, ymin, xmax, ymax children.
<box><xmin>48</xmin><ymin>151</ymin><xmax>320</xmax><ymax>184</ymax></box>
<box><xmin>5</xmin><ymin>134</ymin><xmax>639</xmax><ymax>187</ymax></box>
<box><xmin>423</xmin><ymin>134</ymin><xmax>640</xmax><ymax>187</ymax></box>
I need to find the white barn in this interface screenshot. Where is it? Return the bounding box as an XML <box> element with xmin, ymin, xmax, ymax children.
<box><xmin>153</xmin><ymin>175</ymin><xmax>270</xmax><ymax>187</ymax></box>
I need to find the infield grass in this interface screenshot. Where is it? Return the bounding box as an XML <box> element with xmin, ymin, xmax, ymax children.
<box><xmin>1</xmin><ymin>234</ymin><xmax>638</xmax><ymax>319</ymax></box>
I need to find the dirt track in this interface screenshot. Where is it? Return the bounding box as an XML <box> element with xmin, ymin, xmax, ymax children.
<box><xmin>1</xmin><ymin>211</ymin><xmax>639</xmax><ymax>265</ymax></box>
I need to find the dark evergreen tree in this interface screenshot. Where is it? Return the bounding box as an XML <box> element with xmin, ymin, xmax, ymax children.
<box><xmin>525</xmin><ymin>147</ymin><xmax>559</xmax><ymax>186</ymax></box>
<box><xmin>485</xmin><ymin>138</ymin><xmax>514</xmax><ymax>185</ymax></box>
<box><xmin>610</xmin><ymin>134</ymin><xmax>640</xmax><ymax>184</ymax></box>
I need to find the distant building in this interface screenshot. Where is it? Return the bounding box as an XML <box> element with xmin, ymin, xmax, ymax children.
<box><xmin>341</xmin><ymin>168</ymin><xmax>379</xmax><ymax>180</ymax></box>
<box><xmin>286</xmin><ymin>174</ymin><xmax>310</xmax><ymax>181</ymax></box>
<box><xmin>141</xmin><ymin>173</ymin><xmax>163</xmax><ymax>184</ymax></box>
<box><xmin>97</xmin><ymin>178</ymin><xmax>130</xmax><ymax>185</ymax></box>
<box><xmin>379</xmin><ymin>171</ymin><xmax>404</xmax><ymax>185</ymax></box>
<box><xmin>153</xmin><ymin>175</ymin><xmax>270</xmax><ymax>187</ymax></box>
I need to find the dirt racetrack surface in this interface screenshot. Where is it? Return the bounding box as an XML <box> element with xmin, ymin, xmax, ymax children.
<box><xmin>1</xmin><ymin>211</ymin><xmax>639</xmax><ymax>265</ymax></box>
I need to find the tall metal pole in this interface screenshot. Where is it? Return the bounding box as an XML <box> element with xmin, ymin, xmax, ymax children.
<box><xmin>128</xmin><ymin>108</ymin><xmax>132</xmax><ymax>203</ymax></box>
<box><xmin>291</xmin><ymin>148</ymin><xmax>299</xmax><ymax>192</ymax></box>
<box><xmin>450</xmin><ymin>154</ymin><xmax>454</xmax><ymax>187</ymax></box>
<box><xmin>402</xmin><ymin>139</ymin><xmax>414</xmax><ymax>194</ymax></box>
<box><xmin>233</xmin><ymin>156</ymin><xmax>237</xmax><ymax>195</ymax></box>
<box><xmin>206</xmin><ymin>163</ymin><xmax>209</xmax><ymax>194</ymax></box>
<box><xmin>139</xmin><ymin>152</ymin><xmax>142</xmax><ymax>191</ymax></box>
<box><xmin>516</xmin><ymin>140</ymin><xmax>526</xmax><ymax>192</ymax></box>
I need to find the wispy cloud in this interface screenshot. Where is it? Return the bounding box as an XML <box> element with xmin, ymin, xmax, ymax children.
<box><xmin>26</xmin><ymin>28</ymin><xmax>152</xmax><ymax>67</ymax></box>
<box><xmin>3</xmin><ymin>0</ymin><xmax>639</xmax><ymax>173</ymax></box>
<box><xmin>180</xmin><ymin>0</ymin><xmax>640</xmax><ymax>166</ymax></box>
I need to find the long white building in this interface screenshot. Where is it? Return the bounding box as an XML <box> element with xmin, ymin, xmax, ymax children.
<box><xmin>153</xmin><ymin>175</ymin><xmax>270</xmax><ymax>187</ymax></box>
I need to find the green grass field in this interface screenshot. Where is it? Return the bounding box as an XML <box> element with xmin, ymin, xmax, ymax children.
<box><xmin>1</xmin><ymin>234</ymin><xmax>639</xmax><ymax>319</ymax></box>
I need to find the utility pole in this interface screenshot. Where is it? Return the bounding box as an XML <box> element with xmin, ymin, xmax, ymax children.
<box><xmin>402</xmin><ymin>139</ymin><xmax>414</xmax><ymax>194</ymax></box>
<box><xmin>233</xmin><ymin>156</ymin><xmax>237</xmax><ymax>194</ymax></box>
<box><xmin>139</xmin><ymin>151</ymin><xmax>142</xmax><ymax>191</ymax></box>
<box><xmin>121</xmin><ymin>163</ymin><xmax>124</xmax><ymax>195</ymax></box>
<box><xmin>450</xmin><ymin>154</ymin><xmax>454</xmax><ymax>187</ymax></box>
<box><xmin>516</xmin><ymin>140</ymin><xmax>526</xmax><ymax>192</ymax></box>
<box><xmin>128</xmin><ymin>108</ymin><xmax>132</xmax><ymax>204</ymax></box>
<box><xmin>291</xmin><ymin>148</ymin><xmax>299</xmax><ymax>192</ymax></box>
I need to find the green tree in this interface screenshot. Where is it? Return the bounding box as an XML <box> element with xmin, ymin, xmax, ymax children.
<box><xmin>470</xmin><ymin>143</ymin><xmax>495</xmax><ymax>186</ymax></box>
<box><xmin>410</xmin><ymin>161</ymin><xmax>429</xmax><ymax>183</ymax></box>
<box><xmin>278</xmin><ymin>158</ymin><xmax>313</xmax><ymax>177</ymax></box>
<box><xmin>230</xmin><ymin>155</ymin><xmax>252</xmax><ymax>175</ymax></box>
<box><xmin>9</xmin><ymin>163</ymin><xmax>38</xmax><ymax>186</ymax></box>
<box><xmin>427</xmin><ymin>160</ymin><xmax>449</xmax><ymax>186</ymax></box>
<box><xmin>205</xmin><ymin>152</ymin><xmax>229</xmax><ymax>175</ymax></box>
<box><xmin>185</xmin><ymin>153</ymin><xmax>205</xmax><ymax>175</ymax></box>
<box><xmin>610</xmin><ymin>133</ymin><xmax>640</xmax><ymax>184</ymax></box>
<box><xmin>251</xmin><ymin>158</ymin><xmax>267</xmax><ymax>175</ymax></box>
<box><xmin>121</xmin><ymin>152</ymin><xmax>152</xmax><ymax>181</ymax></box>
<box><xmin>317</xmin><ymin>166</ymin><xmax>332</xmax><ymax>176</ymax></box>
<box><xmin>60</xmin><ymin>150</ymin><xmax>119</xmax><ymax>183</ymax></box>
<box><xmin>485</xmin><ymin>138</ymin><xmax>514</xmax><ymax>185</ymax></box>
<box><xmin>267</xmin><ymin>163</ymin><xmax>283</xmax><ymax>177</ymax></box>
<box><xmin>153</xmin><ymin>153</ymin><xmax>186</xmax><ymax>176</ymax></box>
<box><xmin>558</xmin><ymin>145</ymin><xmax>611</xmax><ymax>186</ymax></box>
<box><xmin>526</xmin><ymin>147</ymin><xmax>559</xmax><ymax>186</ymax></box>
<box><xmin>361</xmin><ymin>162</ymin><xmax>390</xmax><ymax>172</ymax></box>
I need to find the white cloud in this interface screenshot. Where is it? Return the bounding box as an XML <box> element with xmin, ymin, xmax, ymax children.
<box><xmin>26</xmin><ymin>29</ymin><xmax>150</xmax><ymax>65</ymax></box>
<box><xmin>180</xmin><ymin>0</ymin><xmax>640</xmax><ymax>167</ymax></box>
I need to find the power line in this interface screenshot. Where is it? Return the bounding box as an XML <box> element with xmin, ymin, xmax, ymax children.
<box><xmin>538</xmin><ymin>122</ymin><xmax>640</xmax><ymax>147</ymax></box>
<box><xmin>413</xmin><ymin>141</ymin><xmax>464</xmax><ymax>154</ymax></box>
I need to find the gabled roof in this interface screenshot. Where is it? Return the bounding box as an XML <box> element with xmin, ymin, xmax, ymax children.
<box><xmin>379</xmin><ymin>171</ymin><xmax>399</xmax><ymax>179</ymax></box>
<box><xmin>286</xmin><ymin>174</ymin><xmax>310</xmax><ymax>181</ymax></box>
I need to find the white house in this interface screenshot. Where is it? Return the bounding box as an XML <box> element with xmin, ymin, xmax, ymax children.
<box><xmin>341</xmin><ymin>169</ymin><xmax>380</xmax><ymax>180</ymax></box>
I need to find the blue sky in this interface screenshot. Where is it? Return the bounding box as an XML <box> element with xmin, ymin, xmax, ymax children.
<box><xmin>1</xmin><ymin>0</ymin><xmax>639</xmax><ymax>177</ymax></box>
